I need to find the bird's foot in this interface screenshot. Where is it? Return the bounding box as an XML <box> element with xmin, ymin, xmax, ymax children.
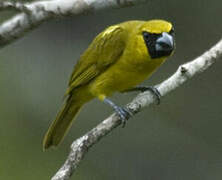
<box><xmin>121</xmin><ymin>86</ymin><xmax>161</xmax><ymax>104</ymax></box>
<box><xmin>103</xmin><ymin>98</ymin><xmax>133</xmax><ymax>127</ymax></box>
<box><xmin>139</xmin><ymin>86</ymin><xmax>161</xmax><ymax>105</ymax></box>
<box><xmin>113</xmin><ymin>106</ymin><xmax>133</xmax><ymax>127</ymax></box>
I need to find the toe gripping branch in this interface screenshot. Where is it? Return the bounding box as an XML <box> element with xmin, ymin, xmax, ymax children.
<box><xmin>141</xmin><ymin>86</ymin><xmax>161</xmax><ymax>105</ymax></box>
<box><xmin>123</xmin><ymin>86</ymin><xmax>161</xmax><ymax>105</ymax></box>
<box><xmin>103</xmin><ymin>98</ymin><xmax>133</xmax><ymax>127</ymax></box>
<box><xmin>103</xmin><ymin>86</ymin><xmax>161</xmax><ymax>127</ymax></box>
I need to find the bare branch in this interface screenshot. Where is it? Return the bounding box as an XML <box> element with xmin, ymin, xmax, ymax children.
<box><xmin>51</xmin><ymin>38</ymin><xmax>222</xmax><ymax>180</ymax></box>
<box><xmin>0</xmin><ymin>0</ymin><xmax>148</xmax><ymax>48</ymax></box>
<box><xmin>0</xmin><ymin>1</ymin><xmax>31</xmax><ymax>13</ymax></box>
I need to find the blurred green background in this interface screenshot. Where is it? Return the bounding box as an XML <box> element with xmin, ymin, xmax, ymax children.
<box><xmin>0</xmin><ymin>0</ymin><xmax>222</xmax><ymax>179</ymax></box>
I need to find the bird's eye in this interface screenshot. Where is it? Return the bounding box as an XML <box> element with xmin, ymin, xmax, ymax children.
<box><xmin>142</xmin><ymin>31</ymin><xmax>150</xmax><ymax>40</ymax></box>
<box><xmin>142</xmin><ymin>31</ymin><xmax>160</xmax><ymax>44</ymax></box>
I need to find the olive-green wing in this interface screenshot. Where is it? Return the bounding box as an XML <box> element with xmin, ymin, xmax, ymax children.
<box><xmin>65</xmin><ymin>25</ymin><xmax>126</xmax><ymax>95</ymax></box>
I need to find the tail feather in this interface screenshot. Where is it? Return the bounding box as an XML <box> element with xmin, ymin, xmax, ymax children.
<box><xmin>43</xmin><ymin>99</ymin><xmax>82</xmax><ymax>150</ymax></box>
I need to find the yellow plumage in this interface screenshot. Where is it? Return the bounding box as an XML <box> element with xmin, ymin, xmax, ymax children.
<box><xmin>43</xmin><ymin>20</ymin><xmax>175</xmax><ymax>149</ymax></box>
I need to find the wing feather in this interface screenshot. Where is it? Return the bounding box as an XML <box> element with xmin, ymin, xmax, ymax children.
<box><xmin>65</xmin><ymin>25</ymin><xmax>126</xmax><ymax>95</ymax></box>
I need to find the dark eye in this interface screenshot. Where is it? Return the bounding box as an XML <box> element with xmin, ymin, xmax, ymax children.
<box><xmin>142</xmin><ymin>31</ymin><xmax>150</xmax><ymax>40</ymax></box>
<box><xmin>142</xmin><ymin>31</ymin><xmax>160</xmax><ymax>45</ymax></box>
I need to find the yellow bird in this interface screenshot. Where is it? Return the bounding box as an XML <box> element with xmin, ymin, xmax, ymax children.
<box><xmin>43</xmin><ymin>19</ymin><xmax>175</xmax><ymax>149</ymax></box>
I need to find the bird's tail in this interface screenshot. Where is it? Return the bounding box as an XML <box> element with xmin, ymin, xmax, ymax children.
<box><xmin>43</xmin><ymin>98</ymin><xmax>82</xmax><ymax>150</ymax></box>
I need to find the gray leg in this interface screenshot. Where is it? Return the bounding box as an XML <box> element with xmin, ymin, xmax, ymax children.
<box><xmin>103</xmin><ymin>98</ymin><xmax>133</xmax><ymax>127</ymax></box>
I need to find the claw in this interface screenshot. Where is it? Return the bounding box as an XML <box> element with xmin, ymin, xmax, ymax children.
<box><xmin>103</xmin><ymin>98</ymin><xmax>133</xmax><ymax>127</ymax></box>
<box><xmin>114</xmin><ymin>106</ymin><xmax>133</xmax><ymax>127</ymax></box>
<box><xmin>122</xmin><ymin>86</ymin><xmax>161</xmax><ymax>105</ymax></box>
<box><xmin>142</xmin><ymin>86</ymin><xmax>161</xmax><ymax>105</ymax></box>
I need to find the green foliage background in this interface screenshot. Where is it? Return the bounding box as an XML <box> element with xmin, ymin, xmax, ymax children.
<box><xmin>0</xmin><ymin>0</ymin><xmax>222</xmax><ymax>179</ymax></box>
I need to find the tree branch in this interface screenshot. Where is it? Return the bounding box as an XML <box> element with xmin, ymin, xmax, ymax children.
<box><xmin>0</xmin><ymin>1</ymin><xmax>31</xmax><ymax>13</ymax></box>
<box><xmin>51</xmin><ymin>38</ymin><xmax>222</xmax><ymax>180</ymax></box>
<box><xmin>0</xmin><ymin>0</ymin><xmax>148</xmax><ymax>48</ymax></box>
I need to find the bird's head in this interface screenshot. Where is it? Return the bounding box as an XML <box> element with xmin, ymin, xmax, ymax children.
<box><xmin>140</xmin><ymin>19</ymin><xmax>175</xmax><ymax>59</ymax></box>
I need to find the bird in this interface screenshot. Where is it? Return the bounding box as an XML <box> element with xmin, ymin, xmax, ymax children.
<box><xmin>43</xmin><ymin>19</ymin><xmax>175</xmax><ymax>150</ymax></box>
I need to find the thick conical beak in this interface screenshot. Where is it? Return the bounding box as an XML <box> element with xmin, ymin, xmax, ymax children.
<box><xmin>155</xmin><ymin>32</ymin><xmax>174</xmax><ymax>53</ymax></box>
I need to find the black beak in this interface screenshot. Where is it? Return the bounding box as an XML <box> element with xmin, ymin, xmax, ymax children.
<box><xmin>155</xmin><ymin>32</ymin><xmax>174</xmax><ymax>54</ymax></box>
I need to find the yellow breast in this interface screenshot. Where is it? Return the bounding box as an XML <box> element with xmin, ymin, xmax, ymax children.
<box><xmin>89</xmin><ymin>54</ymin><xmax>166</xmax><ymax>97</ymax></box>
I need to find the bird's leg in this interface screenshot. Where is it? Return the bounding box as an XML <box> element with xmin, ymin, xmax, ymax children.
<box><xmin>103</xmin><ymin>98</ymin><xmax>133</xmax><ymax>127</ymax></box>
<box><xmin>122</xmin><ymin>86</ymin><xmax>161</xmax><ymax>105</ymax></box>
